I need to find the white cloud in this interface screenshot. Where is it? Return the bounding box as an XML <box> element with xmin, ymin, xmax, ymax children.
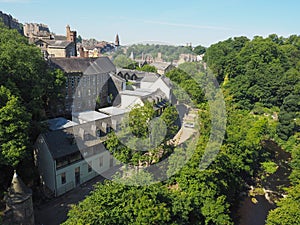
<box><xmin>144</xmin><ymin>20</ymin><xmax>232</xmax><ymax>31</ymax></box>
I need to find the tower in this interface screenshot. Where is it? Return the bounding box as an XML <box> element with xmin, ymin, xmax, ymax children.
<box><xmin>3</xmin><ymin>171</ymin><xmax>35</xmax><ymax>225</ymax></box>
<box><xmin>66</xmin><ymin>25</ymin><xmax>77</xmax><ymax>57</ymax></box>
<box><xmin>115</xmin><ymin>34</ymin><xmax>120</xmax><ymax>46</ymax></box>
<box><xmin>66</xmin><ymin>24</ymin><xmax>71</xmax><ymax>41</ymax></box>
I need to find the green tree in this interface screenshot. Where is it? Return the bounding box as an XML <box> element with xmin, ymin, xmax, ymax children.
<box><xmin>193</xmin><ymin>45</ymin><xmax>206</xmax><ymax>55</ymax></box>
<box><xmin>113</xmin><ymin>55</ymin><xmax>137</xmax><ymax>69</ymax></box>
<box><xmin>0</xmin><ymin>86</ymin><xmax>31</xmax><ymax>167</ymax></box>
<box><xmin>76</xmin><ymin>35</ymin><xmax>82</xmax><ymax>43</ymax></box>
<box><xmin>136</xmin><ymin>64</ymin><xmax>157</xmax><ymax>73</ymax></box>
<box><xmin>266</xmin><ymin>184</ymin><xmax>300</xmax><ymax>225</ymax></box>
<box><xmin>63</xmin><ymin>181</ymin><xmax>171</xmax><ymax>225</ymax></box>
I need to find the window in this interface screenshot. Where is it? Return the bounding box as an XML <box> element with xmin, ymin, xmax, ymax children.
<box><xmin>99</xmin><ymin>156</ymin><xmax>104</xmax><ymax>167</ymax></box>
<box><xmin>61</xmin><ymin>172</ymin><xmax>66</xmax><ymax>184</ymax></box>
<box><xmin>88</xmin><ymin>161</ymin><xmax>92</xmax><ymax>172</ymax></box>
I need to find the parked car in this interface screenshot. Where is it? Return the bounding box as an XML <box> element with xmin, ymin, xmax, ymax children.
<box><xmin>184</xmin><ymin>122</ymin><xmax>195</xmax><ymax>128</ymax></box>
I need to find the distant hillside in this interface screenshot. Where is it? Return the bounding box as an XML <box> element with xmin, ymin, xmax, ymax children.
<box><xmin>124</xmin><ymin>44</ymin><xmax>194</xmax><ymax>62</ymax></box>
<box><xmin>0</xmin><ymin>11</ymin><xmax>23</xmax><ymax>35</ymax></box>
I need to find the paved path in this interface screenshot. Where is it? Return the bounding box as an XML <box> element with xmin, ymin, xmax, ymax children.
<box><xmin>173</xmin><ymin>107</ymin><xmax>198</xmax><ymax>146</ymax></box>
<box><xmin>34</xmin><ymin>175</ymin><xmax>105</xmax><ymax>225</ymax></box>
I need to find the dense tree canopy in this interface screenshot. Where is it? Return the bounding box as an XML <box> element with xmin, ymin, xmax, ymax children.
<box><xmin>113</xmin><ymin>54</ymin><xmax>137</xmax><ymax>69</ymax></box>
<box><xmin>193</xmin><ymin>45</ymin><xmax>206</xmax><ymax>55</ymax></box>
<box><xmin>0</xmin><ymin>86</ymin><xmax>30</xmax><ymax>167</ymax></box>
<box><xmin>124</xmin><ymin>44</ymin><xmax>194</xmax><ymax>62</ymax></box>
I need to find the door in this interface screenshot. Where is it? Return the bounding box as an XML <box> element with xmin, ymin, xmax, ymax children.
<box><xmin>110</xmin><ymin>155</ymin><xmax>114</xmax><ymax>168</ymax></box>
<box><xmin>75</xmin><ymin>167</ymin><xmax>80</xmax><ymax>186</ymax></box>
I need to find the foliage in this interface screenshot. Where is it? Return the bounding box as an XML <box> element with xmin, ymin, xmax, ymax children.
<box><xmin>63</xmin><ymin>181</ymin><xmax>171</xmax><ymax>225</ymax></box>
<box><xmin>261</xmin><ymin>161</ymin><xmax>278</xmax><ymax>174</ymax></box>
<box><xmin>136</xmin><ymin>64</ymin><xmax>157</xmax><ymax>73</ymax></box>
<box><xmin>65</xmin><ymin>34</ymin><xmax>300</xmax><ymax>225</ymax></box>
<box><xmin>113</xmin><ymin>54</ymin><xmax>137</xmax><ymax>69</ymax></box>
<box><xmin>76</xmin><ymin>35</ymin><xmax>82</xmax><ymax>44</ymax></box>
<box><xmin>204</xmin><ymin>34</ymin><xmax>300</xmax><ymax>140</ymax></box>
<box><xmin>124</xmin><ymin>44</ymin><xmax>195</xmax><ymax>62</ymax></box>
<box><xmin>266</xmin><ymin>183</ymin><xmax>300</xmax><ymax>225</ymax></box>
<box><xmin>0</xmin><ymin>86</ymin><xmax>30</xmax><ymax>167</ymax></box>
<box><xmin>0</xmin><ymin>23</ymin><xmax>66</xmax><ymax>169</ymax></box>
<box><xmin>193</xmin><ymin>45</ymin><xmax>206</xmax><ymax>55</ymax></box>
<box><xmin>166</xmin><ymin>67</ymin><xmax>204</xmax><ymax>105</ymax></box>
<box><xmin>105</xmin><ymin>103</ymin><xmax>178</xmax><ymax>167</ymax></box>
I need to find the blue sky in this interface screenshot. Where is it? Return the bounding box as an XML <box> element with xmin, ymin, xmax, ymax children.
<box><xmin>1</xmin><ymin>0</ymin><xmax>299</xmax><ymax>46</ymax></box>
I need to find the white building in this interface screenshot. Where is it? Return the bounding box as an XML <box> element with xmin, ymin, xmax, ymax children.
<box><xmin>34</xmin><ymin>117</ymin><xmax>115</xmax><ymax>196</ymax></box>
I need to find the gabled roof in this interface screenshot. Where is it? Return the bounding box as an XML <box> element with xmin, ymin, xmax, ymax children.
<box><xmin>47</xmin><ymin>117</ymin><xmax>78</xmax><ymax>131</ymax></box>
<box><xmin>54</xmin><ymin>35</ymin><xmax>67</xmax><ymax>40</ymax></box>
<box><xmin>150</xmin><ymin>62</ymin><xmax>173</xmax><ymax>70</ymax></box>
<box><xmin>42</xmin><ymin>125</ymin><xmax>107</xmax><ymax>159</ymax></box>
<box><xmin>47</xmin><ymin>40</ymin><xmax>73</xmax><ymax>49</ymax></box>
<box><xmin>42</xmin><ymin>127</ymin><xmax>80</xmax><ymax>159</ymax></box>
<box><xmin>49</xmin><ymin>57</ymin><xmax>116</xmax><ymax>74</ymax></box>
<box><xmin>141</xmin><ymin>73</ymin><xmax>160</xmax><ymax>82</ymax></box>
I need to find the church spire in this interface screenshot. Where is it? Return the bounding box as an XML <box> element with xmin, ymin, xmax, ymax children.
<box><xmin>115</xmin><ymin>33</ymin><xmax>120</xmax><ymax>46</ymax></box>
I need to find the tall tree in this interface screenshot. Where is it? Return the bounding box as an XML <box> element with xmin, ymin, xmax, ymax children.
<box><xmin>0</xmin><ymin>86</ymin><xmax>30</xmax><ymax>167</ymax></box>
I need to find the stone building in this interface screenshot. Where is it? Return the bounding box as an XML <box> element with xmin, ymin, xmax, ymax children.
<box><xmin>23</xmin><ymin>23</ymin><xmax>50</xmax><ymax>38</ymax></box>
<box><xmin>150</xmin><ymin>62</ymin><xmax>175</xmax><ymax>75</ymax></box>
<box><xmin>48</xmin><ymin>57</ymin><xmax>125</xmax><ymax>117</ymax></box>
<box><xmin>3</xmin><ymin>172</ymin><xmax>34</xmax><ymax>225</ymax></box>
<box><xmin>30</xmin><ymin>25</ymin><xmax>77</xmax><ymax>58</ymax></box>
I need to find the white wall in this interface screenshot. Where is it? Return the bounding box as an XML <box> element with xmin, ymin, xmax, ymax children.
<box><xmin>55</xmin><ymin>150</ymin><xmax>112</xmax><ymax>196</ymax></box>
<box><xmin>34</xmin><ymin>135</ymin><xmax>56</xmax><ymax>193</ymax></box>
<box><xmin>140</xmin><ymin>81</ymin><xmax>153</xmax><ymax>89</ymax></box>
<box><xmin>120</xmin><ymin>95</ymin><xmax>139</xmax><ymax>108</ymax></box>
<box><xmin>150</xmin><ymin>78</ymin><xmax>171</xmax><ymax>99</ymax></box>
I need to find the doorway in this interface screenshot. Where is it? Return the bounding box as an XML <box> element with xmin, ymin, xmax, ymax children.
<box><xmin>75</xmin><ymin>167</ymin><xmax>80</xmax><ymax>186</ymax></box>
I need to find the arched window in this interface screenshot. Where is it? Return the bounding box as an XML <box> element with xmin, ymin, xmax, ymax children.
<box><xmin>118</xmin><ymin>72</ymin><xmax>123</xmax><ymax>78</ymax></box>
<box><xmin>124</xmin><ymin>73</ymin><xmax>130</xmax><ymax>81</ymax></box>
<box><xmin>131</xmin><ymin>74</ymin><xmax>137</xmax><ymax>80</ymax></box>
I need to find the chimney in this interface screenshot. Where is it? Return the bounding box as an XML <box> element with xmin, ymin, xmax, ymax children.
<box><xmin>79</xmin><ymin>46</ymin><xmax>84</xmax><ymax>57</ymax></box>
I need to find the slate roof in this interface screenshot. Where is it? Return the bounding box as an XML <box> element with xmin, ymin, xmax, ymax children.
<box><xmin>161</xmin><ymin>75</ymin><xmax>173</xmax><ymax>87</ymax></box>
<box><xmin>42</xmin><ymin>125</ymin><xmax>106</xmax><ymax>160</ymax></box>
<box><xmin>49</xmin><ymin>57</ymin><xmax>116</xmax><ymax>74</ymax></box>
<box><xmin>72</xmin><ymin>111</ymin><xmax>110</xmax><ymax>122</ymax></box>
<box><xmin>141</xmin><ymin>73</ymin><xmax>160</xmax><ymax>82</ymax></box>
<box><xmin>54</xmin><ymin>35</ymin><xmax>67</xmax><ymax>40</ymax></box>
<box><xmin>42</xmin><ymin>127</ymin><xmax>80</xmax><ymax>159</ymax></box>
<box><xmin>47</xmin><ymin>117</ymin><xmax>78</xmax><ymax>131</ymax></box>
<box><xmin>47</xmin><ymin>40</ymin><xmax>73</xmax><ymax>48</ymax></box>
<box><xmin>120</xmin><ymin>88</ymin><xmax>166</xmax><ymax>100</ymax></box>
<box><xmin>98</xmin><ymin>106</ymin><xmax>129</xmax><ymax>116</ymax></box>
<box><xmin>150</xmin><ymin>62</ymin><xmax>173</xmax><ymax>70</ymax></box>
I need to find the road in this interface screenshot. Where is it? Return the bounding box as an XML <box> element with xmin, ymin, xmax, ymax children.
<box><xmin>34</xmin><ymin>175</ymin><xmax>105</xmax><ymax>225</ymax></box>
